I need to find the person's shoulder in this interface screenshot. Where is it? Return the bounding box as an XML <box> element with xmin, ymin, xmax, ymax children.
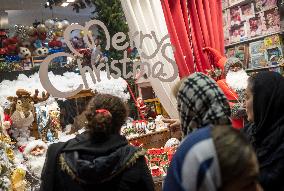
<box><xmin>47</xmin><ymin>141</ymin><xmax>69</xmax><ymax>155</ymax></box>
<box><xmin>176</xmin><ymin>127</ymin><xmax>212</xmax><ymax>158</ymax></box>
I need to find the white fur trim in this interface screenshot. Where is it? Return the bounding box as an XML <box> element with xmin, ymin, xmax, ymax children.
<box><xmin>23</xmin><ymin>140</ymin><xmax>48</xmax><ymax>156</ymax></box>
<box><xmin>226</xmin><ymin>69</ymin><xmax>249</xmax><ymax>91</ymax></box>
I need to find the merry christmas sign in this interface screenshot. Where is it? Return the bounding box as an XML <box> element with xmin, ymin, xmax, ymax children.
<box><xmin>39</xmin><ymin>19</ymin><xmax>179</xmax><ymax>98</ymax></box>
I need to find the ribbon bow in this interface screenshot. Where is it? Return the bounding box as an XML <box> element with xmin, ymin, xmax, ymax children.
<box><xmin>96</xmin><ymin>109</ymin><xmax>111</xmax><ymax>116</ymax></box>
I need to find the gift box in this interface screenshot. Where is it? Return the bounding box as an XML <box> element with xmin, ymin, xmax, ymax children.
<box><xmin>229</xmin><ymin>24</ymin><xmax>248</xmax><ymax>43</ymax></box>
<box><xmin>230</xmin><ymin>6</ymin><xmax>242</xmax><ymax>26</ymax></box>
<box><xmin>250</xmin><ymin>54</ymin><xmax>268</xmax><ymax>68</ymax></box>
<box><xmin>266</xmin><ymin>46</ymin><xmax>283</xmax><ymax>64</ymax></box>
<box><xmin>249</xmin><ymin>40</ymin><xmax>266</xmax><ymax>55</ymax></box>
<box><xmin>261</xmin><ymin>8</ymin><xmax>280</xmax><ymax>34</ymax></box>
<box><xmin>264</xmin><ymin>34</ymin><xmax>283</xmax><ymax>48</ymax></box>
<box><xmin>235</xmin><ymin>44</ymin><xmax>250</xmax><ymax>68</ymax></box>
<box><xmin>248</xmin><ymin>14</ymin><xmax>263</xmax><ymax>37</ymax></box>
<box><xmin>240</xmin><ymin>3</ymin><xmax>255</xmax><ymax>21</ymax></box>
<box><xmin>226</xmin><ymin>47</ymin><xmax>236</xmax><ymax>57</ymax></box>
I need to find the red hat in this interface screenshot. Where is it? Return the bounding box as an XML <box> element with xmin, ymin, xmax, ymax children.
<box><xmin>203</xmin><ymin>47</ymin><xmax>227</xmax><ymax>71</ymax></box>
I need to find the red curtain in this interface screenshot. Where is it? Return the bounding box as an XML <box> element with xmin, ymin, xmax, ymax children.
<box><xmin>161</xmin><ymin>0</ymin><xmax>224</xmax><ymax>77</ymax></box>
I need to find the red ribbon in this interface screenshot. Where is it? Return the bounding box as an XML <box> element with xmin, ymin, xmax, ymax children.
<box><xmin>96</xmin><ymin>109</ymin><xmax>111</xmax><ymax>116</ymax></box>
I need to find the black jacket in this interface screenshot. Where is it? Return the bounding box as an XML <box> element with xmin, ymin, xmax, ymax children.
<box><xmin>40</xmin><ymin>132</ymin><xmax>155</xmax><ymax>191</ymax></box>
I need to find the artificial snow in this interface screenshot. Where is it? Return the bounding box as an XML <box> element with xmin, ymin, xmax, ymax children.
<box><xmin>0</xmin><ymin>71</ymin><xmax>130</xmax><ymax>104</ymax></box>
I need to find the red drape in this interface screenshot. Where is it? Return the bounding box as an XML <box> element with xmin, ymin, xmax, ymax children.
<box><xmin>161</xmin><ymin>0</ymin><xmax>225</xmax><ymax>77</ymax></box>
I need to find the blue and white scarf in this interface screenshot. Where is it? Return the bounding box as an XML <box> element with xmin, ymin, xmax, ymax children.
<box><xmin>163</xmin><ymin>126</ymin><xmax>221</xmax><ymax>191</ymax></box>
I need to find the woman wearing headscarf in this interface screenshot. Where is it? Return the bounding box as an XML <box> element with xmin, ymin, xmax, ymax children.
<box><xmin>163</xmin><ymin>125</ymin><xmax>262</xmax><ymax>191</ymax></box>
<box><xmin>175</xmin><ymin>72</ymin><xmax>231</xmax><ymax>136</ymax></box>
<box><xmin>245</xmin><ymin>71</ymin><xmax>284</xmax><ymax>191</ymax></box>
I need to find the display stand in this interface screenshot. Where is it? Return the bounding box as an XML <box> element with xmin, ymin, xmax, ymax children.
<box><xmin>129</xmin><ymin>129</ymin><xmax>171</xmax><ymax>149</ymax></box>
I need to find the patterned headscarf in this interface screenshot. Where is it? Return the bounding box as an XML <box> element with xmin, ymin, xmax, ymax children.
<box><xmin>177</xmin><ymin>73</ymin><xmax>231</xmax><ymax>136</ymax></box>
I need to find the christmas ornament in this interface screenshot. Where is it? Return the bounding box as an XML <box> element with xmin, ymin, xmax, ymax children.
<box><xmin>54</xmin><ymin>21</ymin><xmax>63</xmax><ymax>30</ymax></box>
<box><xmin>61</xmin><ymin>20</ymin><xmax>70</xmax><ymax>29</ymax></box>
<box><xmin>37</xmin><ymin>24</ymin><xmax>47</xmax><ymax>33</ymax></box>
<box><xmin>45</xmin><ymin>19</ymin><xmax>55</xmax><ymax>29</ymax></box>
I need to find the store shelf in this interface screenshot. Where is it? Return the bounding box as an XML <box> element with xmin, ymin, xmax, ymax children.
<box><xmin>246</xmin><ymin>63</ymin><xmax>284</xmax><ymax>73</ymax></box>
<box><xmin>255</xmin><ymin>5</ymin><xmax>278</xmax><ymax>14</ymax></box>
<box><xmin>225</xmin><ymin>31</ymin><xmax>284</xmax><ymax>48</ymax></box>
<box><xmin>222</xmin><ymin>0</ymin><xmax>253</xmax><ymax>11</ymax></box>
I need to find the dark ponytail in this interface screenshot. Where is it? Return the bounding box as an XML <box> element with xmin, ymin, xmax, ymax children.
<box><xmin>85</xmin><ymin>94</ymin><xmax>128</xmax><ymax>138</ymax></box>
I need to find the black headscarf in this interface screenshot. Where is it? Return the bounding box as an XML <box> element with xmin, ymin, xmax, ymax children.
<box><xmin>249</xmin><ymin>71</ymin><xmax>284</xmax><ymax>167</ymax></box>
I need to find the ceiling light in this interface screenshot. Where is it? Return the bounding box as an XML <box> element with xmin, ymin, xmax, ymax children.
<box><xmin>61</xmin><ymin>2</ymin><xmax>69</xmax><ymax>7</ymax></box>
<box><xmin>67</xmin><ymin>0</ymin><xmax>76</xmax><ymax>2</ymax></box>
<box><xmin>46</xmin><ymin>2</ymin><xmax>50</xmax><ymax>6</ymax></box>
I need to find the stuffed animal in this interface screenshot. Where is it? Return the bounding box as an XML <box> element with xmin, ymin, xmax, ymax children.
<box><xmin>34</xmin><ymin>47</ymin><xmax>49</xmax><ymax>56</ymax></box>
<box><xmin>7</xmin><ymin>89</ymin><xmax>50</xmax><ymax>142</ymax></box>
<box><xmin>18</xmin><ymin>47</ymin><xmax>31</xmax><ymax>59</ymax></box>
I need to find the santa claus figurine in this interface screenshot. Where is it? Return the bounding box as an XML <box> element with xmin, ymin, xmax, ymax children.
<box><xmin>23</xmin><ymin>140</ymin><xmax>48</xmax><ymax>191</ymax></box>
<box><xmin>136</xmin><ymin>97</ymin><xmax>147</xmax><ymax>117</ymax></box>
<box><xmin>203</xmin><ymin>47</ymin><xmax>249</xmax><ymax>129</ymax></box>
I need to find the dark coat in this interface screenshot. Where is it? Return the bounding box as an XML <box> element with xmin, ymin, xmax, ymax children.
<box><xmin>40</xmin><ymin>132</ymin><xmax>155</xmax><ymax>191</ymax></box>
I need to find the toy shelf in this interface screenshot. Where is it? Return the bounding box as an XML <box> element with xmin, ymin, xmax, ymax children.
<box><xmin>222</xmin><ymin>0</ymin><xmax>252</xmax><ymax>11</ymax></box>
<box><xmin>225</xmin><ymin>31</ymin><xmax>284</xmax><ymax>48</ymax></box>
<box><xmin>246</xmin><ymin>63</ymin><xmax>284</xmax><ymax>73</ymax></box>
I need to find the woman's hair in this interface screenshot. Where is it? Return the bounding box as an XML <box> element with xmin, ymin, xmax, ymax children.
<box><xmin>85</xmin><ymin>94</ymin><xmax>128</xmax><ymax>138</ymax></box>
<box><xmin>212</xmin><ymin>126</ymin><xmax>257</xmax><ymax>187</ymax></box>
<box><xmin>247</xmin><ymin>74</ymin><xmax>256</xmax><ymax>93</ymax></box>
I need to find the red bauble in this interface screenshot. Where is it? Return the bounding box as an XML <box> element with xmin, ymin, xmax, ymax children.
<box><xmin>10</xmin><ymin>36</ymin><xmax>18</xmax><ymax>44</ymax></box>
<box><xmin>0</xmin><ymin>48</ymin><xmax>7</xmax><ymax>55</ymax></box>
<box><xmin>39</xmin><ymin>33</ymin><xmax>47</xmax><ymax>41</ymax></box>
<box><xmin>7</xmin><ymin>44</ymin><xmax>17</xmax><ymax>52</ymax></box>
<box><xmin>54</xmin><ymin>40</ymin><xmax>62</xmax><ymax>47</ymax></box>
<box><xmin>2</xmin><ymin>38</ymin><xmax>10</xmax><ymax>46</ymax></box>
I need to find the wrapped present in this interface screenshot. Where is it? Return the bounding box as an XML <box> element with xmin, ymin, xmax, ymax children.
<box><xmin>230</xmin><ymin>6</ymin><xmax>242</xmax><ymax>26</ymax></box>
<box><xmin>240</xmin><ymin>3</ymin><xmax>255</xmax><ymax>21</ymax></box>
<box><xmin>264</xmin><ymin>34</ymin><xmax>283</xmax><ymax>48</ymax></box>
<box><xmin>261</xmin><ymin>8</ymin><xmax>280</xmax><ymax>34</ymax></box>
<box><xmin>248</xmin><ymin>14</ymin><xmax>263</xmax><ymax>38</ymax></box>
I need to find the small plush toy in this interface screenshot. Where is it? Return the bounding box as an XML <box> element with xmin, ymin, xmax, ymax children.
<box><xmin>164</xmin><ymin>138</ymin><xmax>180</xmax><ymax>148</ymax></box>
<box><xmin>34</xmin><ymin>47</ymin><xmax>49</xmax><ymax>56</ymax></box>
<box><xmin>18</xmin><ymin>47</ymin><xmax>31</xmax><ymax>59</ymax></box>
